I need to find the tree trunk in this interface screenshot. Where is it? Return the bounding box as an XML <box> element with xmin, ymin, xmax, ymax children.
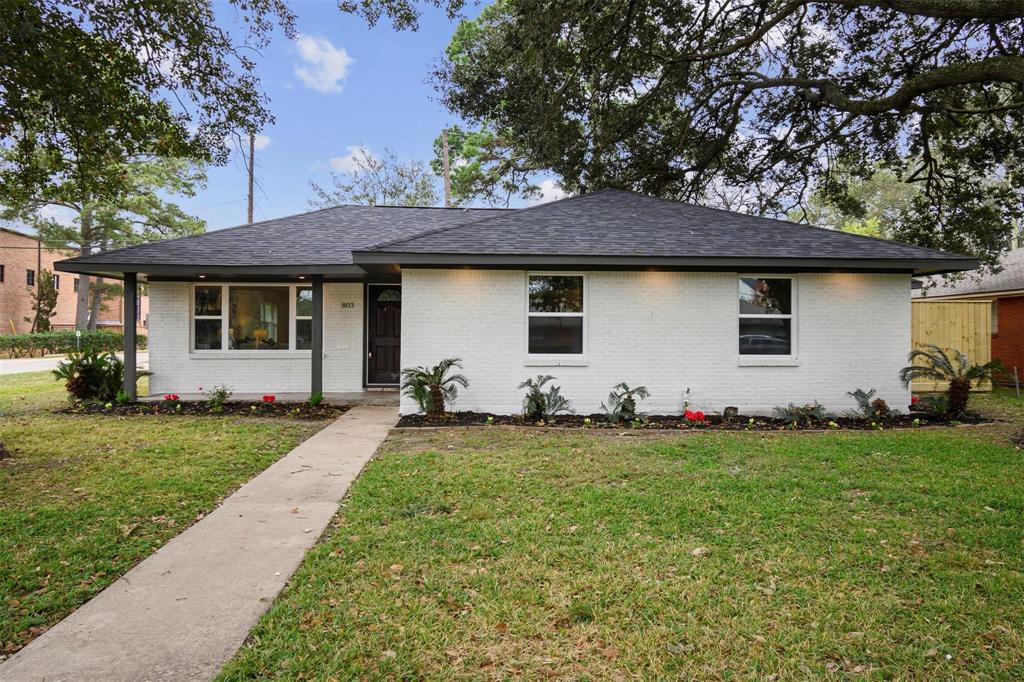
<box><xmin>88</xmin><ymin>277</ymin><xmax>103</xmax><ymax>331</ymax></box>
<box><xmin>947</xmin><ymin>377</ymin><xmax>971</xmax><ymax>417</ymax></box>
<box><xmin>74</xmin><ymin>209</ymin><xmax>93</xmax><ymax>330</ymax></box>
<box><xmin>429</xmin><ymin>385</ymin><xmax>445</xmax><ymax>417</ymax></box>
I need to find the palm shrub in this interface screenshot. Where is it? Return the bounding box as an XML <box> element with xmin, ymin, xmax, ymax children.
<box><xmin>774</xmin><ymin>401</ymin><xmax>829</xmax><ymax>427</ymax></box>
<box><xmin>519</xmin><ymin>375</ymin><xmax>574</xmax><ymax>421</ymax></box>
<box><xmin>401</xmin><ymin>358</ymin><xmax>469</xmax><ymax>417</ymax></box>
<box><xmin>53</xmin><ymin>351</ymin><xmax>125</xmax><ymax>401</ymax></box>
<box><xmin>602</xmin><ymin>382</ymin><xmax>649</xmax><ymax>424</ymax></box>
<box><xmin>899</xmin><ymin>344</ymin><xmax>1003</xmax><ymax>417</ymax></box>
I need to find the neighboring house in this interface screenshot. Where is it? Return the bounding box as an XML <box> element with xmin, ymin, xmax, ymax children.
<box><xmin>0</xmin><ymin>226</ymin><xmax>149</xmax><ymax>335</ymax></box>
<box><xmin>914</xmin><ymin>247</ymin><xmax>1024</xmax><ymax>378</ymax></box>
<box><xmin>56</xmin><ymin>190</ymin><xmax>974</xmax><ymax>414</ymax></box>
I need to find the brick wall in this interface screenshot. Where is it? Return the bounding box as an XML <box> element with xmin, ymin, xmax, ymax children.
<box><xmin>0</xmin><ymin>227</ymin><xmax>149</xmax><ymax>334</ymax></box>
<box><xmin>992</xmin><ymin>296</ymin><xmax>1024</xmax><ymax>378</ymax></box>
<box><xmin>147</xmin><ymin>282</ymin><xmax>364</xmax><ymax>395</ymax></box>
<box><xmin>400</xmin><ymin>269</ymin><xmax>912</xmax><ymax>416</ymax></box>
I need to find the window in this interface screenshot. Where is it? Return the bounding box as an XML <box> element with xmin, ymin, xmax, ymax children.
<box><xmin>527</xmin><ymin>274</ymin><xmax>584</xmax><ymax>355</ymax></box>
<box><xmin>26</xmin><ymin>269</ymin><xmax>35</xmax><ymax>287</ymax></box>
<box><xmin>193</xmin><ymin>286</ymin><xmax>223</xmax><ymax>350</ymax></box>
<box><xmin>738</xmin><ymin>277</ymin><xmax>794</xmax><ymax>356</ymax></box>
<box><xmin>135</xmin><ymin>292</ymin><xmax>142</xmax><ymax>321</ymax></box>
<box><xmin>53</xmin><ymin>274</ymin><xmax>60</xmax><ymax>290</ymax></box>
<box><xmin>192</xmin><ymin>284</ymin><xmax>313</xmax><ymax>352</ymax></box>
<box><xmin>295</xmin><ymin>287</ymin><xmax>313</xmax><ymax>349</ymax></box>
<box><xmin>0</xmin><ymin>264</ymin><xmax>5</xmax><ymax>283</ymax></box>
<box><xmin>992</xmin><ymin>301</ymin><xmax>999</xmax><ymax>335</ymax></box>
<box><xmin>73</xmin><ymin>278</ymin><xmax>79</xmax><ymax>292</ymax></box>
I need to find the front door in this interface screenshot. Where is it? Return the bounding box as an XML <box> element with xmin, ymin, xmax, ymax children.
<box><xmin>367</xmin><ymin>285</ymin><xmax>401</xmax><ymax>385</ymax></box>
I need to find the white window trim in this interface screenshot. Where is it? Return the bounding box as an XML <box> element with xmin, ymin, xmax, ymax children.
<box><xmin>191</xmin><ymin>283</ymin><xmax>313</xmax><ymax>354</ymax></box>
<box><xmin>737</xmin><ymin>274</ymin><xmax>798</xmax><ymax>366</ymax></box>
<box><xmin>524</xmin><ymin>272</ymin><xmax>588</xmax><ymax>365</ymax></box>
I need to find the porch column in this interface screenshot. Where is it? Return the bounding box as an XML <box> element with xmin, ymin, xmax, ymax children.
<box><xmin>123</xmin><ymin>272</ymin><xmax>137</xmax><ymax>401</ymax></box>
<box><xmin>311</xmin><ymin>275</ymin><xmax>324</xmax><ymax>397</ymax></box>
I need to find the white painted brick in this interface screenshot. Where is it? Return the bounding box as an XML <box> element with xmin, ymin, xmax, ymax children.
<box><xmin>148</xmin><ymin>282</ymin><xmax>364</xmax><ymax>395</ymax></box>
<box><xmin>400</xmin><ymin>269</ymin><xmax>911</xmax><ymax>416</ymax></box>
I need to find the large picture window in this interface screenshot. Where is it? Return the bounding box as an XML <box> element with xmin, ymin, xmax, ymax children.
<box><xmin>738</xmin><ymin>277</ymin><xmax>793</xmax><ymax>356</ymax></box>
<box><xmin>527</xmin><ymin>274</ymin><xmax>584</xmax><ymax>355</ymax></box>
<box><xmin>192</xmin><ymin>284</ymin><xmax>313</xmax><ymax>352</ymax></box>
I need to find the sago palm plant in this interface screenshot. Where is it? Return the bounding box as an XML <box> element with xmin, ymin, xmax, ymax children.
<box><xmin>899</xmin><ymin>344</ymin><xmax>1002</xmax><ymax>418</ymax></box>
<box><xmin>400</xmin><ymin>358</ymin><xmax>469</xmax><ymax>417</ymax></box>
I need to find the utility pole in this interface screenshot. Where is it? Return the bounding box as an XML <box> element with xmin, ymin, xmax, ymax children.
<box><xmin>441</xmin><ymin>128</ymin><xmax>452</xmax><ymax>208</ymax></box>
<box><xmin>247</xmin><ymin>131</ymin><xmax>255</xmax><ymax>224</ymax></box>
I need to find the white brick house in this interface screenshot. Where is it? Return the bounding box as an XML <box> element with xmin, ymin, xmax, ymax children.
<box><xmin>56</xmin><ymin>190</ymin><xmax>976</xmax><ymax>415</ymax></box>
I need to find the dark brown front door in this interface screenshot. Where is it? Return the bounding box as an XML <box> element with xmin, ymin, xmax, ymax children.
<box><xmin>367</xmin><ymin>285</ymin><xmax>401</xmax><ymax>385</ymax></box>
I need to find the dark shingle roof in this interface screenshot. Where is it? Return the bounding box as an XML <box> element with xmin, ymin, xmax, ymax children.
<box><xmin>914</xmin><ymin>247</ymin><xmax>1024</xmax><ymax>298</ymax></box>
<box><xmin>364</xmin><ymin>189</ymin><xmax>967</xmax><ymax>262</ymax></box>
<box><xmin>57</xmin><ymin>189</ymin><xmax>975</xmax><ymax>277</ymax></box>
<box><xmin>61</xmin><ymin>204</ymin><xmax>500</xmax><ymax>268</ymax></box>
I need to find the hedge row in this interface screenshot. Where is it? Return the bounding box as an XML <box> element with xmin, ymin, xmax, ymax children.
<box><xmin>0</xmin><ymin>331</ymin><xmax>148</xmax><ymax>358</ymax></box>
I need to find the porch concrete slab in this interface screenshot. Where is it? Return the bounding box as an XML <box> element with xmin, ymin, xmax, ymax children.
<box><xmin>0</xmin><ymin>406</ymin><xmax>397</xmax><ymax>682</ymax></box>
<box><xmin>139</xmin><ymin>390</ymin><xmax>399</xmax><ymax>407</ymax></box>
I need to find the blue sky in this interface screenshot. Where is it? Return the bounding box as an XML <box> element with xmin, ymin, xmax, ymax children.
<box><xmin>184</xmin><ymin>0</ymin><xmax>551</xmax><ymax>232</ymax></box>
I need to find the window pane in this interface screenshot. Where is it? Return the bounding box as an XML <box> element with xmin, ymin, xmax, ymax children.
<box><xmin>229</xmin><ymin>286</ymin><xmax>290</xmax><ymax>350</ymax></box>
<box><xmin>739</xmin><ymin>278</ymin><xmax>791</xmax><ymax>315</ymax></box>
<box><xmin>296</xmin><ymin>288</ymin><xmax>313</xmax><ymax>317</ymax></box>
<box><xmin>194</xmin><ymin>319</ymin><xmax>222</xmax><ymax>350</ymax></box>
<box><xmin>529</xmin><ymin>316</ymin><xmax>583</xmax><ymax>354</ymax></box>
<box><xmin>195</xmin><ymin>286</ymin><xmax>222</xmax><ymax>316</ymax></box>
<box><xmin>296</xmin><ymin>319</ymin><xmax>313</xmax><ymax>350</ymax></box>
<box><xmin>739</xmin><ymin>318</ymin><xmax>791</xmax><ymax>355</ymax></box>
<box><xmin>529</xmin><ymin>276</ymin><xmax>583</xmax><ymax>313</ymax></box>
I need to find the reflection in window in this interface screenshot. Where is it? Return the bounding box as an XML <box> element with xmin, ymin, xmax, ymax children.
<box><xmin>295</xmin><ymin>287</ymin><xmax>313</xmax><ymax>350</ymax></box>
<box><xmin>739</xmin><ymin>277</ymin><xmax>793</xmax><ymax>356</ymax></box>
<box><xmin>229</xmin><ymin>287</ymin><xmax>290</xmax><ymax>350</ymax></box>
<box><xmin>528</xmin><ymin>275</ymin><xmax>584</xmax><ymax>355</ymax></box>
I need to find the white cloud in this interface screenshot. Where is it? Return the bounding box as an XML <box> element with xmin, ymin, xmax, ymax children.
<box><xmin>293</xmin><ymin>34</ymin><xmax>353</xmax><ymax>94</ymax></box>
<box><xmin>325</xmin><ymin>145</ymin><xmax>373</xmax><ymax>173</ymax></box>
<box><xmin>253</xmin><ymin>133</ymin><xmax>271</xmax><ymax>151</ymax></box>
<box><xmin>534</xmin><ymin>179</ymin><xmax>568</xmax><ymax>204</ymax></box>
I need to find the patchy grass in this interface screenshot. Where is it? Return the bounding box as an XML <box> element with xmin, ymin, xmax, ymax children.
<box><xmin>0</xmin><ymin>372</ymin><xmax>327</xmax><ymax>655</ymax></box>
<box><xmin>971</xmin><ymin>386</ymin><xmax>1024</xmax><ymax>423</ymax></box>
<box><xmin>221</xmin><ymin>423</ymin><xmax>1024</xmax><ymax>680</ymax></box>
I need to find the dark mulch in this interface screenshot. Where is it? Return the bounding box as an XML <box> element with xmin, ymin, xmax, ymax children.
<box><xmin>0</xmin><ymin>441</ymin><xmax>11</xmax><ymax>460</ymax></box>
<box><xmin>396</xmin><ymin>410</ymin><xmax>990</xmax><ymax>431</ymax></box>
<box><xmin>59</xmin><ymin>400</ymin><xmax>350</xmax><ymax>421</ymax></box>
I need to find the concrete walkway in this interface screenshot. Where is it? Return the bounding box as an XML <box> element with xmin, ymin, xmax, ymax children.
<box><xmin>0</xmin><ymin>406</ymin><xmax>396</xmax><ymax>682</ymax></box>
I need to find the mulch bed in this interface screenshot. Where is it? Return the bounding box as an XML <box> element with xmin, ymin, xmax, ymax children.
<box><xmin>60</xmin><ymin>401</ymin><xmax>350</xmax><ymax>421</ymax></box>
<box><xmin>396</xmin><ymin>410</ymin><xmax>991</xmax><ymax>431</ymax></box>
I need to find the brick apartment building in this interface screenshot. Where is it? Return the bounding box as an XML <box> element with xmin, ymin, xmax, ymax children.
<box><xmin>0</xmin><ymin>226</ymin><xmax>149</xmax><ymax>335</ymax></box>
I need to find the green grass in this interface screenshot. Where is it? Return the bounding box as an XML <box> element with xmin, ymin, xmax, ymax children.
<box><xmin>0</xmin><ymin>372</ymin><xmax>327</xmax><ymax>655</ymax></box>
<box><xmin>220</xmin><ymin>422</ymin><xmax>1024</xmax><ymax>679</ymax></box>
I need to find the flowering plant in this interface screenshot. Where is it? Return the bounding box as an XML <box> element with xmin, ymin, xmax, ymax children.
<box><xmin>262</xmin><ymin>394</ymin><xmax>276</xmax><ymax>403</ymax></box>
<box><xmin>910</xmin><ymin>395</ymin><xmax>920</xmax><ymax>404</ymax></box>
<box><xmin>163</xmin><ymin>394</ymin><xmax>180</xmax><ymax>401</ymax></box>
<box><xmin>683</xmin><ymin>409</ymin><xmax>706</xmax><ymax>423</ymax></box>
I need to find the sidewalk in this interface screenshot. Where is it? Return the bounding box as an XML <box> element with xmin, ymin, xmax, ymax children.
<box><xmin>0</xmin><ymin>406</ymin><xmax>396</xmax><ymax>682</ymax></box>
<box><xmin>0</xmin><ymin>352</ymin><xmax>149</xmax><ymax>375</ymax></box>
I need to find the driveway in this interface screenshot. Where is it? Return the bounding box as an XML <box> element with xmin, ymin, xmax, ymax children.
<box><xmin>0</xmin><ymin>352</ymin><xmax>148</xmax><ymax>375</ymax></box>
<box><xmin>0</xmin><ymin>405</ymin><xmax>396</xmax><ymax>681</ymax></box>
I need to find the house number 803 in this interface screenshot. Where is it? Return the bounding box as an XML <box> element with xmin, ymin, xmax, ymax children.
<box><xmin>341</xmin><ymin>302</ymin><xmax>355</xmax><ymax>308</ymax></box>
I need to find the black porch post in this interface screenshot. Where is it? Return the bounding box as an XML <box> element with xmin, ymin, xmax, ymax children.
<box><xmin>311</xmin><ymin>275</ymin><xmax>324</xmax><ymax>397</ymax></box>
<box><xmin>123</xmin><ymin>272</ymin><xmax>137</xmax><ymax>400</ymax></box>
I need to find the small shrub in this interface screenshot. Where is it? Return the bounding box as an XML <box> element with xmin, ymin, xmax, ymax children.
<box><xmin>914</xmin><ymin>394</ymin><xmax>949</xmax><ymax>416</ymax></box>
<box><xmin>308</xmin><ymin>392</ymin><xmax>324</xmax><ymax>407</ymax></box>
<box><xmin>602</xmin><ymin>383</ymin><xmax>649</xmax><ymax>425</ymax></box>
<box><xmin>519</xmin><ymin>375</ymin><xmax>574</xmax><ymax>421</ymax></box>
<box><xmin>115</xmin><ymin>390</ymin><xmax>131</xmax><ymax>405</ymax></box>
<box><xmin>683</xmin><ymin>409</ymin><xmax>706</xmax><ymax>423</ymax></box>
<box><xmin>400</xmin><ymin>358</ymin><xmax>469</xmax><ymax>417</ymax></box>
<box><xmin>899</xmin><ymin>344</ymin><xmax>1003</xmax><ymax>417</ymax></box>
<box><xmin>53</xmin><ymin>351</ymin><xmax>125</xmax><ymax>401</ymax></box>
<box><xmin>846</xmin><ymin>388</ymin><xmax>890</xmax><ymax>420</ymax></box>
<box><xmin>205</xmin><ymin>384</ymin><xmax>233</xmax><ymax>413</ymax></box>
<box><xmin>0</xmin><ymin>330</ymin><xmax>146</xmax><ymax>359</ymax></box>
<box><xmin>773</xmin><ymin>401</ymin><xmax>829</xmax><ymax>427</ymax></box>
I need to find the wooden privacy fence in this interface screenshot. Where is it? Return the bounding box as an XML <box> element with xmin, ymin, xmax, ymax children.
<box><xmin>910</xmin><ymin>299</ymin><xmax>992</xmax><ymax>393</ymax></box>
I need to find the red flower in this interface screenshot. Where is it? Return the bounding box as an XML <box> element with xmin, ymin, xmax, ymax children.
<box><xmin>262</xmin><ymin>394</ymin><xmax>276</xmax><ymax>403</ymax></box>
<box><xmin>163</xmin><ymin>394</ymin><xmax>179</xmax><ymax>401</ymax></box>
<box><xmin>911</xmin><ymin>395</ymin><xmax>920</xmax><ymax>404</ymax></box>
<box><xmin>694</xmin><ymin>411</ymin><xmax>705</xmax><ymax>422</ymax></box>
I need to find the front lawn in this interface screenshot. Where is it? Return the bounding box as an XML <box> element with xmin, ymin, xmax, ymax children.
<box><xmin>221</xmin><ymin>423</ymin><xmax>1024</xmax><ymax>679</ymax></box>
<box><xmin>0</xmin><ymin>372</ymin><xmax>327</xmax><ymax>656</ymax></box>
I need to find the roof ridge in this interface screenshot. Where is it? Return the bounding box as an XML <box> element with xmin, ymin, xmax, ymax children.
<box><xmin>361</xmin><ymin>191</ymin><xmax>598</xmax><ymax>251</ymax></box>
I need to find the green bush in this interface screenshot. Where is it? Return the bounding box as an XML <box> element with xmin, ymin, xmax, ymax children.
<box><xmin>53</xmin><ymin>351</ymin><xmax>125</xmax><ymax>401</ymax></box>
<box><xmin>0</xmin><ymin>331</ymin><xmax>147</xmax><ymax>358</ymax></box>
